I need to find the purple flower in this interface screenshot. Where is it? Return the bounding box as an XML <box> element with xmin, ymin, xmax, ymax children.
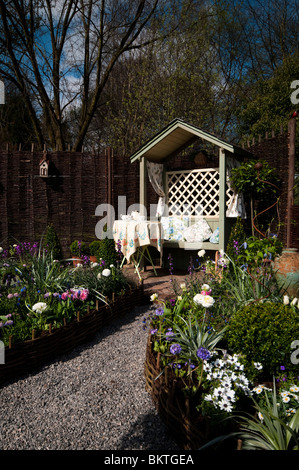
<box><xmin>150</xmin><ymin>328</ymin><xmax>158</xmax><ymax>335</ymax></box>
<box><xmin>170</xmin><ymin>343</ymin><xmax>182</xmax><ymax>355</ymax></box>
<box><xmin>7</xmin><ymin>294</ymin><xmax>14</xmax><ymax>300</ymax></box>
<box><xmin>197</xmin><ymin>347</ymin><xmax>211</xmax><ymax>360</ymax></box>
<box><xmin>155</xmin><ymin>308</ymin><xmax>164</xmax><ymax>316</ymax></box>
<box><xmin>166</xmin><ymin>329</ymin><xmax>175</xmax><ymax>341</ymax></box>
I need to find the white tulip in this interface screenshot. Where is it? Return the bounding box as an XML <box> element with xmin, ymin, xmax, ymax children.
<box><xmin>150</xmin><ymin>293</ymin><xmax>158</xmax><ymax>301</ymax></box>
<box><xmin>283</xmin><ymin>295</ymin><xmax>290</xmax><ymax>305</ymax></box>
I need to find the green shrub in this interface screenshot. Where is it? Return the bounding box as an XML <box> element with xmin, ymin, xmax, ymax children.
<box><xmin>226</xmin><ymin>217</ymin><xmax>247</xmax><ymax>262</ymax></box>
<box><xmin>69</xmin><ymin>240</ymin><xmax>88</xmax><ymax>257</ymax></box>
<box><xmin>97</xmin><ymin>237</ymin><xmax>117</xmax><ymax>266</ymax></box>
<box><xmin>227</xmin><ymin>302</ymin><xmax>299</xmax><ymax>379</ymax></box>
<box><xmin>89</xmin><ymin>240</ymin><xmax>102</xmax><ymax>257</ymax></box>
<box><xmin>44</xmin><ymin>224</ymin><xmax>63</xmax><ymax>260</ymax></box>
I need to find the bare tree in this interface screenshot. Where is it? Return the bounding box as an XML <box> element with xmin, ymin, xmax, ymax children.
<box><xmin>0</xmin><ymin>0</ymin><xmax>189</xmax><ymax>151</ymax></box>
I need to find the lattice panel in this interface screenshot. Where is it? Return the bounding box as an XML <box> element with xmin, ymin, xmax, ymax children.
<box><xmin>166</xmin><ymin>168</ymin><xmax>235</xmax><ymax>217</ymax></box>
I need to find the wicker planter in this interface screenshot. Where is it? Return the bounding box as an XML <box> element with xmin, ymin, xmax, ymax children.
<box><xmin>0</xmin><ymin>284</ymin><xmax>144</xmax><ymax>385</ymax></box>
<box><xmin>144</xmin><ymin>336</ymin><xmax>239</xmax><ymax>450</ymax></box>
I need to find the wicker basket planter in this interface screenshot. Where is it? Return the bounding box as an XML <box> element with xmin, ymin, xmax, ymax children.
<box><xmin>0</xmin><ymin>284</ymin><xmax>144</xmax><ymax>385</ymax></box>
<box><xmin>144</xmin><ymin>335</ymin><xmax>240</xmax><ymax>450</ymax></box>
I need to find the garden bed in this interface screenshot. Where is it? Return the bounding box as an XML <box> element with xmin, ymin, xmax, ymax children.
<box><xmin>0</xmin><ymin>283</ymin><xmax>144</xmax><ymax>385</ymax></box>
<box><xmin>144</xmin><ymin>336</ymin><xmax>239</xmax><ymax>451</ymax></box>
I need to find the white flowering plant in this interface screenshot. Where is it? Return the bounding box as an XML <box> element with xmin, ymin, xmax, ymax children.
<box><xmin>235</xmin><ymin>380</ymin><xmax>299</xmax><ymax>450</ymax></box>
<box><xmin>200</xmin><ymin>351</ymin><xmax>254</xmax><ymax>414</ymax></box>
<box><xmin>252</xmin><ymin>383</ymin><xmax>299</xmax><ymax>421</ymax></box>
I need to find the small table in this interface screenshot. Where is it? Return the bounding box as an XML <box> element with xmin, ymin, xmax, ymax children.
<box><xmin>113</xmin><ymin>220</ymin><xmax>163</xmax><ymax>280</ymax></box>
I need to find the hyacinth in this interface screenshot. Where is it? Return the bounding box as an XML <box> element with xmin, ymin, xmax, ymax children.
<box><xmin>155</xmin><ymin>307</ymin><xmax>164</xmax><ymax>316</ymax></box>
<box><xmin>170</xmin><ymin>343</ymin><xmax>182</xmax><ymax>355</ymax></box>
<box><xmin>197</xmin><ymin>347</ymin><xmax>211</xmax><ymax>360</ymax></box>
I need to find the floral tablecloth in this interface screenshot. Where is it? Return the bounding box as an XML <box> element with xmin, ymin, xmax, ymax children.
<box><xmin>113</xmin><ymin>220</ymin><xmax>163</xmax><ymax>262</ymax></box>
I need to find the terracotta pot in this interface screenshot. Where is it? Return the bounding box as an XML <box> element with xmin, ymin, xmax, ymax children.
<box><xmin>274</xmin><ymin>248</ymin><xmax>299</xmax><ymax>297</ymax></box>
<box><xmin>72</xmin><ymin>256</ymin><xmax>82</xmax><ymax>267</ymax></box>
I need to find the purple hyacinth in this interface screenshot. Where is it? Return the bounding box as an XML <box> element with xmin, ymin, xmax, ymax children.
<box><xmin>197</xmin><ymin>347</ymin><xmax>211</xmax><ymax>360</ymax></box>
<box><xmin>170</xmin><ymin>343</ymin><xmax>182</xmax><ymax>355</ymax></box>
<box><xmin>155</xmin><ymin>307</ymin><xmax>164</xmax><ymax>316</ymax></box>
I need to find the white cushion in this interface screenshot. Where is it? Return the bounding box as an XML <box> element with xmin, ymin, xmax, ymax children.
<box><xmin>183</xmin><ymin>219</ymin><xmax>212</xmax><ymax>243</ymax></box>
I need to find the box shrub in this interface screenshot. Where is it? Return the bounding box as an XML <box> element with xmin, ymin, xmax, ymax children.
<box><xmin>69</xmin><ymin>240</ymin><xmax>88</xmax><ymax>257</ymax></box>
<box><xmin>44</xmin><ymin>224</ymin><xmax>63</xmax><ymax>260</ymax></box>
<box><xmin>97</xmin><ymin>237</ymin><xmax>118</xmax><ymax>266</ymax></box>
<box><xmin>226</xmin><ymin>302</ymin><xmax>299</xmax><ymax>379</ymax></box>
<box><xmin>89</xmin><ymin>240</ymin><xmax>102</xmax><ymax>258</ymax></box>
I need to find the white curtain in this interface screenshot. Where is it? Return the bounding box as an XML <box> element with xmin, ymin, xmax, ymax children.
<box><xmin>146</xmin><ymin>160</ymin><xmax>165</xmax><ymax>217</ymax></box>
<box><xmin>226</xmin><ymin>157</ymin><xmax>246</xmax><ymax>218</ymax></box>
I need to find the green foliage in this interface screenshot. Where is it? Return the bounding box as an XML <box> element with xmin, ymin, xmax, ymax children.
<box><xmin>89</xmin><ymin>240</ymin><xmax>102</xmax><ymax>257</ymax></box>
<box><xmin>97</xmin><ymin>238</ymin><xmax>118</xmax><ymax>267</ymax></box>
<box><xmin>227</xmin><ymin>302</ymin><xmax>299</xmax><ymax>378</ymax></box>
<box><xmin>69</xmin><ymin>240</ymin><xmax>88</xmax><ymax>257</ymax></box>
<box><xmin>237</xmin><ymin>382</ymin><xmax>299</xmax><ymax>450</ymax></box>
<box><xmin>238</xmin><ymin>235</ymin><xmax>283</xmax><ymax>267</ymax></box>
<box><xmin>44</xmin><ymin>224</ymin><xmax>62</xmax><ymax>260</ymax></box>
<box><xmin>226</xmin><ymin>217</ymin><xmax>247</xmax><ymax>261</ymax></box>
<box><xmin>237</xmin><ymin>52</ymin><xmax>299</xmax><ymax>168</ymax></box>
<box><xmin>230</xmin><ymin>159</ymin><xmax>280</xmax><ymax>199</ymax></box>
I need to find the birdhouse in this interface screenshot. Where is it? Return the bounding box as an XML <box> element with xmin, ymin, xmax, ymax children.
<box><xmin>39</xmin><ymin>158</ymin><xmax>49</xmax><ymax>178</ymax></box>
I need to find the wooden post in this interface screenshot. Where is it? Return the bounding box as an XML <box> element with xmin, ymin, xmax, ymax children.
<box><xmin>286</xmin><ymin>117</ymin><xmax>296</xmax><ymax>248</ymax></box>
<box><xmin>219</xmin><ymin>148</ymin><xmax>227</xmax><ymax>252</ymax></box>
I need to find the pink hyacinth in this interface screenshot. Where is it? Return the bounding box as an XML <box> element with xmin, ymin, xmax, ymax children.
<box><xmin>79</xmin><ymin>289</ymin><xmax>89</xmax><ymax>301</ymax></box>
<box><xmin>61</xmin><ymin>292</ymin><xmax>69</xmax><ymax>301</ymax></box>
<box><xmin>201</xmin><ymin>290</ymin><xmax>211</xmax><ymax>296</ymax></box>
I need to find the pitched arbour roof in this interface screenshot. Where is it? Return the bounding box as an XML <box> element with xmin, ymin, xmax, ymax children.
<box><xmin>130</xmin><ymin>118</ymin><xmax>252</xmax><ymax>163</ymax></box>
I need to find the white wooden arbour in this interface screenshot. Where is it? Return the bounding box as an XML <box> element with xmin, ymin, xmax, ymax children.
<box><xmin>130</xmin><ymin>119</ymin><xmax>251</xmax><ymax>253</ymax></box>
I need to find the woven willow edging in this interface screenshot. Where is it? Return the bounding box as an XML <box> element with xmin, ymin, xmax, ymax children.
<box><xmin>0</xmin><ymin>284</ymin><xmax>144</xmax><ymax>385</ymax></box>
<box><xmin>144</xmin><ymin>336</ymin><xmax>243</xmax><ymax>451</ymax></box>
<box><xmin>144</xmin><ymin>335</ymin><xmax>213</xmax><ymax>451</ymax></box>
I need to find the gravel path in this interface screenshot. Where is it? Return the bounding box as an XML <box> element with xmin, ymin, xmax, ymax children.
<box><xmin>0</xmin><ymin>304</ymin><xmax>179</xmax><ymax>451</ymax></box>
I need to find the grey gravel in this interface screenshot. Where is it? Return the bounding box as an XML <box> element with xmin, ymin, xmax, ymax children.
<box><xmin>0</xmin><ymin>304</ymin><xmax>179</xmax><ymax>450</ymax></box>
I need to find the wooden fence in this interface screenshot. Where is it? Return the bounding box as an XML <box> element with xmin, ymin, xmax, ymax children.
<box><xmin>0</xmin><ymin>127</ymin><xmax>298</xmax><ymax>254</ymax></box>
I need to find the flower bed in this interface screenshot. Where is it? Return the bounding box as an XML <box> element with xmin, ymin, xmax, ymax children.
<box><xmin>0</xmin><ymin>241</ymin><xmax>143</xmax><ymax>384</ymax></box>
<box><xmin>143</xmin><ymin>246</ymin><xmax>299</xmax><ymax>450</ymax></box>
<box><xmin>0</xmin><ymin>283</ymin><xmax>143</xmax><ymax>385</ymax></box>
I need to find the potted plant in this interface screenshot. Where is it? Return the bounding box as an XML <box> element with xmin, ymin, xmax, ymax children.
<box><xmin>69</xmin><ymin>240</ymin><xmax>88</xmax><ymax>265</ymax></box>
<box><xmin>89</xmin><ymin>240</ymin><xmax>102</xmax><ymax>263</ymax></box>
